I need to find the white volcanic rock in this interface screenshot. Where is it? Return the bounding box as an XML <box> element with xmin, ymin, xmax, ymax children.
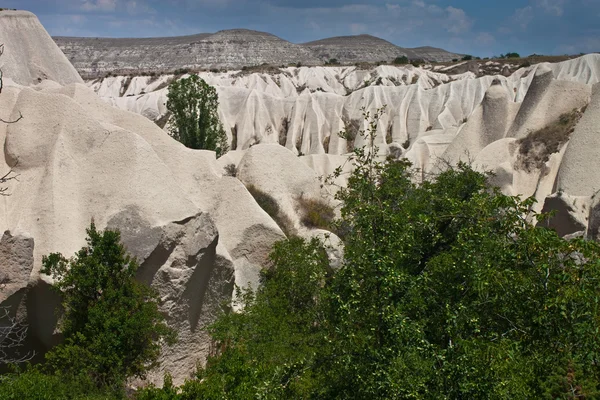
<box><xmin>556</xmin><ymin>83</ymin><xmax>600</xmax><ymax>196</ymax></box>
<box><xmin>237</xmin><ymin>144</ymin><xmax>336</xmax><ymax>232</ymax></box>
<box><xmin>0</xmin><ymin>80</ymin><xmax>292</xmax><ymax>385</ymax></box>
<box><xmin>0</xmin><ymin>231</ymin><xmax>34</xmax><ymax>304</ymax></box>
<box><xmin>540</xmin><ymin>193</ymin><xmax>589</xmax><ymax>238</ymax></box>
<box><xmin>507</xmin><ymin>65</ymin><xmax>591</xmax><ymax>139</ymax></box>
<box><xmin>0</xmin><ymin>10</ymin><xmax>82</xmax><ymax>86</ymax></box>
<box><xmin>441</xmin><ymin>79</ymin><xmax>519</xmax><ymax>165</ymax></box>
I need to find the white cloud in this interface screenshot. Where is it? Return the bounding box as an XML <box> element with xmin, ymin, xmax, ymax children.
<box><xmin>80</xmin><ymin>0</ymin><xmax>117</xmax><ymax>12</ymax></box>
<box><xmin>445</xmin><ymin>6</ymin><xmax>472</xmax><ymax>34</ymax></box>
<box><xmin>535</xmin><ymin>0</ymin><xmax>565</xmax><ymax>16</ymax></box>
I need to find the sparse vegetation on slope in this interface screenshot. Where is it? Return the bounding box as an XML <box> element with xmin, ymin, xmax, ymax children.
<box><xmin>246</xmin><ymin>184</ymin><xmax>295</xmax><ymax>236</ymax></box>
<box><xmin>517</xmin><ymin>108</ymin><xmax>585</xmax><ymax>171</ymax></box>
<box><xmin>297</xmin><ymin>196</ymin><xmax>335</xmax><ymax>231</ymax></box>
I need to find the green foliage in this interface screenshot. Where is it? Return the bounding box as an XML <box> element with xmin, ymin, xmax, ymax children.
<box><xmin>166</xmin><ymin>74</ymin><xmax>228</xmax><ymax>157</ymax></box>
<box><xmin>0</xmin><ymin>367</ymin><xmax>117</xmax><ymax>400</ymax></box>
<box><xmin>462</xmin><ymin>54</ymin><xmax>473</xmax><ymax>61</ymax></box>
<box><xmin>503</xmin><ymin>52</ymin><xmax>521</xmax><ymax>59</ymax></box>
<box><xmin>393</xmin><ymin>56</ymin><xmax>409</xmax><ymax>65</ymax></box>
<box><xmin>137</xmin><ymin>108</ymin><xmax>600</xmax><ymax>399</ymax></box>
<box><xmin>167</xmin><ymin>237</ymin><xmax>330</xmax><ymax>399</ymax></box>
<box><xmin>41</xmin><ymin>224</ymin><xmax>176</xmax><ymax>388</ymax></box>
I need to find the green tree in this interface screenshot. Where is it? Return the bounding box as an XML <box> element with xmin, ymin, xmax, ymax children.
<box><xmin>41</xmin><ymin>223</ymin><xmax>176</xmax><ymax>389</ymax></box>
<box><xmin>393</xmin><ymin>56</ymin><xmax>409</xmax><ymax>65</ymax></box>
<box><xmin>166</xmin><ymin>74</ymin><xmax>229</xmax><ymax>157</ymax></box>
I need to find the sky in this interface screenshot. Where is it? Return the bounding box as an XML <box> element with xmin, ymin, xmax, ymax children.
<box><xmin>6</xmin><ymin>0</ymin><xmax>600</xmax><ymax>57</ymax></box>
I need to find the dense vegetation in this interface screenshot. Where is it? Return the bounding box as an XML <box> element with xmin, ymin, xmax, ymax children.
<box><xmin>2</xmin><ymin>110</ymin><xmax>600</xmax><ymax>399</ymax></box>
<box><xmin>166</xmin><ymin>74</ymin><xmax>229</xmax><ymax>157</ymax></box>
<box><xmin>0</xmin><ymin>225</ymin><xmax>175</xmax><ymax>398</ymax></box>
<box><xmin>136</xmin><ymin>109</ymin><xmax>600</xmax><ymax>399</ymax></box>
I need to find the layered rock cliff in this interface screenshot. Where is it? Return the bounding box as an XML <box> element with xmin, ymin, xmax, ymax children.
<box><xmin>53</xmin><ymin>30</ymin><xmax>461</xmax><ymax>77</ymax></box>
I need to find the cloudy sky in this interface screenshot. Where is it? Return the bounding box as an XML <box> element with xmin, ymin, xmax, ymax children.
<box><xmin>7</xmin><ymin>0</ymin><xmax>600</xmax><ymax>57</ymax></box>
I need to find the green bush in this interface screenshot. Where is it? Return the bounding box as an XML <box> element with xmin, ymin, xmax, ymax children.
<box><xmin>166</xmin><ymin>74</ymin><xmax>228</xmax><ymax>157</ymax></box>
<box><xmin>41</xmin><ymin>223</ymin><xmax>176</xmax><ymax>389</ymax></box>
<box><xmin>0</xmin><ymin>368</ymin><xmax>117</xmax><ymax>400</ymax></box>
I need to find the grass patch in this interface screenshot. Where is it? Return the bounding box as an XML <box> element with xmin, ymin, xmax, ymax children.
<box><xmin>297</xmin><ymin>196</ymin><xmax>335</xmax><ymax>231</ymax></box>
<box><xmin>246</xmin><ymin>184</ymin><xmax>295</xmax><ymax>236</ymax></box>
<box><xmin>516</xmin><ymin>108</ymin><xmax>584</xmax><ymax>172</ymax></box>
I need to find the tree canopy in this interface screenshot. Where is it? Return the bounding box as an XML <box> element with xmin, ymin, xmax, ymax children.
<box><xmin>166</xmin><ymin>74</ymin><xmax>229</xmax><ymax>157</ymax></box>
<box><xmin>40</xmin><ymin>224</ymin><xmax>176</xmax><ymax>389</ymax></box>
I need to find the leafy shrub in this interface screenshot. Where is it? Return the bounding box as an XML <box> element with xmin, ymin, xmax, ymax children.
<box><xmin>0</xmin><ymin>368</ymin><xmax>115</xmax><ymax>400</ymax></box>
<box><xmin>166</xmin><ymin>74</ymin><xmax>228</xmax><ymax>157</ymax></box>
<box><xmin>41</xmin><ymin>223</ymin><xmax>176</xmax><ymax>388</ymax></box>
<box><xmin>297</xmin><ymin>196</ymin><xmax>335</xmax><ymax>231</ymax></box>
<box><xmin>246</xmin><ymin>184</ymin><xmax>294</xmax><ymax>236</ymax></box>
<box><xmin>462</xmin><ymin>54</ymin><xmax>473</xmax><ymax>61</ymax></box>
<box><xmin>187</xmin><ymin>237</ymin><xmax>331</xmax><ymax>399</ymax></box>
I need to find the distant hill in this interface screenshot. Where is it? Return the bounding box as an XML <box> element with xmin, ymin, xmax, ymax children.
<box><xmin>53</xmin><ymin>30</ymin><xmax>461</xmax><ymax>78</ymax></box>
<box><xmin>302</xmin><ymin>34</ymin><xmax>460</xmax><ymax>63</ymax></box>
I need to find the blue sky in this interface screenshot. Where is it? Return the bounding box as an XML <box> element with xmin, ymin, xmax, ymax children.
<box><xmin>7</xmin><ymin>0</ymin><xmax>600</xmax><ymax>57</ymax></box>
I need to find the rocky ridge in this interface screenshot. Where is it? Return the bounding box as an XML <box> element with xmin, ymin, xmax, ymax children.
<box><xmin>53</xmin><ymin>30</ymin><xmax>461</xmax><ymax>78</ymax></box>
